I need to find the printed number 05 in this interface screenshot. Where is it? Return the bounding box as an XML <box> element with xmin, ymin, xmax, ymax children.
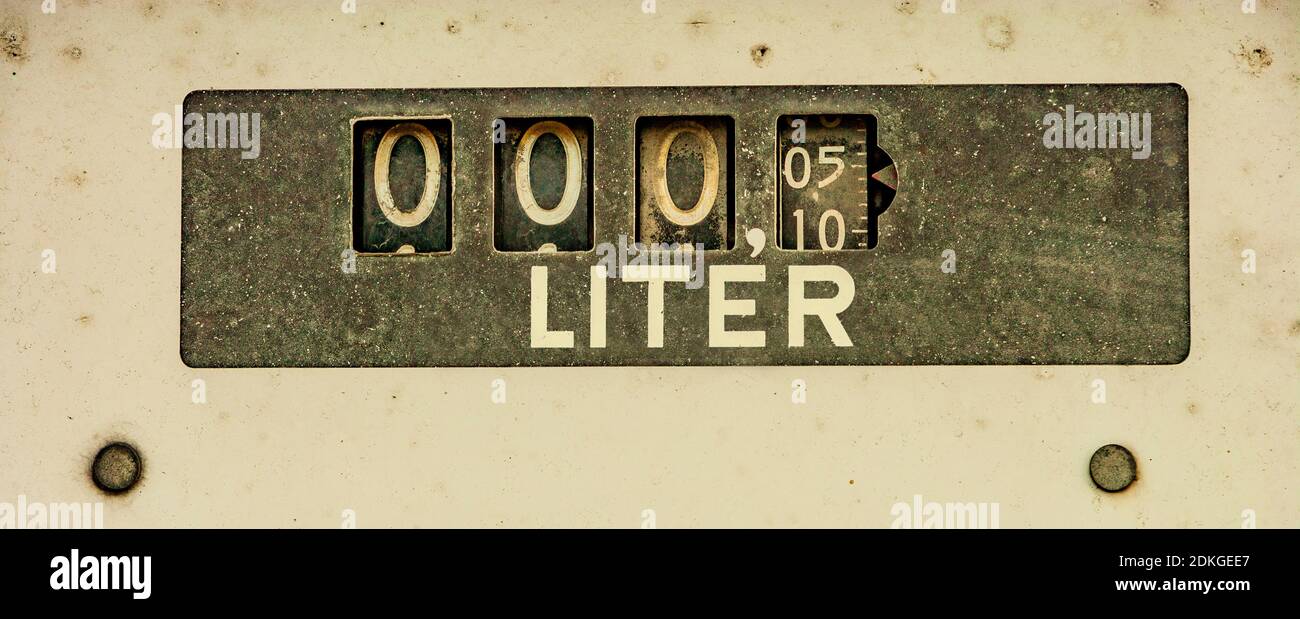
<box><xmin>782</xmin><ymin>146</ymin><xmax>846</xmax><ymax>189</ymax></box>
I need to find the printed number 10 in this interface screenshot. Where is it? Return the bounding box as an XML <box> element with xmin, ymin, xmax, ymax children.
<box><xmin>792</xmin><ymin>208</ymin><xmax>846</xmax><ymax>251</ymax></box>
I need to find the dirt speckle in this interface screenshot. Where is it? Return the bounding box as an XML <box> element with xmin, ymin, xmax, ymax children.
<box><xmin>895</xmin><ymin>0</ymin><xmax>918</xmax><ymax>15</ymax></box>
<box><xmin>254</xmin><ymin>61</ymin><xmax>270</xmax><ymax>77</ymax></box>
<box><xmin>75</xmin><ymin>313</ymin><xmax>92</xmax><ymax>326</ymax></box>
<box><xmin>62</xmin><ymin>45</ymin><xmax>82</xmax><ymax>61</ymax></box>
<box><xmin>750</xmin><ymin>43</ymin><xmax>770</xmax><ymax>67</ymax></box>
<box><xmin>913</xmin><ymin>64</ymin><xmax>937</xmax><ymax>84</ymax></box>
<box><xmin>2</xmin><ymin>19</ymin><xmax>27</xmax><ymax>63</ymax></box>
<box><xmin>1186</xmin><ymin>402</ymin><xmax>1198</xmax><ymax>415</ymax></box>
<box><xmin>1234</xmin><ymin>42</ymin><xmax>1273</xmax><ymax>76</ymax></box>
<box><xmin>140</xmin><ymin>1</ymin><xmax>163</xmax><ymax>19</ymax></box>
<box><xmin>1081</xmin><ymin>156</ymin><xmax>1114</xmax><ymax>185</ymax></box>
<box><xmin>1288</xmin><ymin>319</ymin><xmax>1300</xmax><ymax>336</ymax></box>
<box><xmin>981</xmin><ymin>16</ymin><xmax>1014</xmax><ymax>50</ymax></box>
<box><xmin>684</xmin><ymin>11</ymin><xmax>712</xmax><ymax>37</ymax></box>
<box><xmin>445</xmin><ymin>19</ymin><xmax>460</xmax><ymax>34</ymax></box>
<box><xmin>65</xmin><ymin>170</ymin><xmax>87</xmax><ymax>188</ymax></box>
<box><xmin>597</xmin><ymin>67</ymin><xmax>622</xmax><ymax>85</ymax></box>
<box><xmin>1103</xmin><ymin>32</ymin><xmax>1125</xmax><ymax>57</ymax></box>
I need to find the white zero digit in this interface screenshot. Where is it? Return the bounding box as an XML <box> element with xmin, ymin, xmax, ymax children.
<box><xmin>652</xmin><ymin>120</ymin><xmax>720</xmax><ymax>227</ymax></box>
<box><xmin>783</xmin><ymin>146</ymin><xmax>811</xmax><ymax>189</ymax></box>
<box><xmin>515</xmin><ymin>120</ymin><xmax>583</xmax><ymax>226</ymax></box>
<box><xmin>374</xmin><ymin>122</ymin><xmax>441</xmax><ymax>228</ymax></box>
<box><xmin>819</xmin><ymin>209</ymin><xmax>845</xmax><ymax>250</ymax></box>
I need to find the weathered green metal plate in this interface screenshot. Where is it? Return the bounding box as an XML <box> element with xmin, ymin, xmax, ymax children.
<box><xmin>180</xmin><ymin>85</ymin><xmax>1188</xmax><ymax>367</ymax></box>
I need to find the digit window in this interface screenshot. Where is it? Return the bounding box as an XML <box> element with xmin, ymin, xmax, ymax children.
<box><xmin>636</xmin><ymin>116</ymin><xmax>734</xmax><ymax>250</ymax></box>
<box><xmin>352</xmin><ymin>117</ymin><xmax>453</xmax><ymax>254</ymax></box>
<box><xmin>493</xmin><ymin>117</ymin><xmax>594</xmax><ymax>252</ymax></box>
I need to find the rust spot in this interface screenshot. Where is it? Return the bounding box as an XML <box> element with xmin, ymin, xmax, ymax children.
<box><xmin>750</xmin><ymin>43</ymin><xmax>771</xmax><ymax>67</ymax></box>
<box><xmin>1186</xmin><ymin>402</ymin><xmax>1198</xmax><ymax>415</ymax></box>
<box><xmin>848</xmin><ymin>479</ymin><xmax>855</xmax><ymax>485</ymax></box>
<box><xmin>1289</xmin><ymin>319</ymin><xmax>1300</xmax><ymax>336</ymax></box>
<box><xmin>981</xmin><ymin>16</ymin><xmax>1014</xmax><ymax>50</ymax></box>
<box><xmin>446</xmin><ymin>19</ymin><xmax>461</xmax><ymax>34</ymax></box>
<box><xmin>1234</xmin><ymin>42</ymin><xmax>1273</xmax><ymax>76</ymax></box>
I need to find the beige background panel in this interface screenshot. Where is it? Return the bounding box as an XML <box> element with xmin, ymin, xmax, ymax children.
<box><xmin>1</xmin><ymin>0</ymin><xmax>1297</xmax><ymax>528</ymax></box>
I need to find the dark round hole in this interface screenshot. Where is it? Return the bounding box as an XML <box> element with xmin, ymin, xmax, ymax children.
<box><xmin>1089</xmin><ymin>444</ymin><xmax>1136</xmax><ymax>492</ymax></box>
<box><xmin>91</xmin><ymin>442</ymin><xmax>142</xmax><ymax>493</ymax></box>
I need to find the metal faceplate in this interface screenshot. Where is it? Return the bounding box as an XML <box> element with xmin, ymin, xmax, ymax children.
<box><xmin>180</xmin><ymin>85</ymin><xmax>1188</xmax><ymax>367</ymax></box>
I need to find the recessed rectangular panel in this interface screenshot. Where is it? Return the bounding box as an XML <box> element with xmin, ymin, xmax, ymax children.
<box><xmin>180</xmin><ymin>85</ymin><xmax>1189</xmax><ymax>367</ymax></box>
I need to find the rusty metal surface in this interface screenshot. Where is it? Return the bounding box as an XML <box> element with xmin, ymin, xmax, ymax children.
<box><xmin>180</xmin><ymin>85</ymin><xmax>1189</xmax><ymax>367</ymax></box>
